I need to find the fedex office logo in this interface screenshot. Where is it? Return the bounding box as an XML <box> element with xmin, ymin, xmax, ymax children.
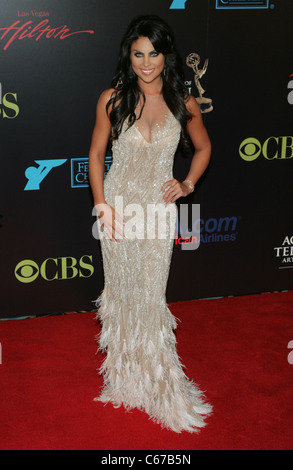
<box><xmin>24</xmin><ymin>159</ymin><xmax>67</xmax><ymax>190</ymax></box>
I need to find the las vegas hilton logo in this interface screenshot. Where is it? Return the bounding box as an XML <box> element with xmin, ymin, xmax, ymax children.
<box><xmin>274</xmin><ymin>236</ymin><xmax>293</xmax><ymax>269</ymax></box>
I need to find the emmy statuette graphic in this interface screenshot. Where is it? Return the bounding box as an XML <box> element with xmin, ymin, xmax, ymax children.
<box><xmin>186</xmin><ymin>53</ymin><xmax>213</xmax><ymax>113</ymax></box>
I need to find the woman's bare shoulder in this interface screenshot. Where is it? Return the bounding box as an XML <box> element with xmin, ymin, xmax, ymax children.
<box><xmin>184</xmin><ymin>94</ymin><xmax>201</xmax><ymax>116</ymax></box>
<box><xmin>98</xmin><ymin>88</ymin><xmax>116</xmax><ymax>105</ymax></box>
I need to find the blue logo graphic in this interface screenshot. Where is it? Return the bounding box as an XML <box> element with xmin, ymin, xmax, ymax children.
<box><xmin>216</xmin><ymin>0</ymin><xmax>270</xmax><ymax>9</ymax></box>
<box><xmin>24</xmin><ymin>159</ymin><xmax>67</xmax><ymax>190</ymax></box>
<box><xmin>170</xmin><ymin>0</ymin><xmax>187</xmax><ymax>9</ymax></box>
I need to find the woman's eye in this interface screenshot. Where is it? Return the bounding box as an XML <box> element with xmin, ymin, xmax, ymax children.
<box><xmin>133</xmin><ymin>51</ymin><xmax>159</xmax><ymax>58</ymax></box>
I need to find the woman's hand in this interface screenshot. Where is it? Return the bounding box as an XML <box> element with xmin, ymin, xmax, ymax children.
<box><xmin>95</xmin><ymin>203</ymin><xmax>124</xmax><ymax>241</ymax></box>
<box><xmin>161</xmin><ymin>179</ymin><xmax>194</xmax><ymax>204</ymax></box>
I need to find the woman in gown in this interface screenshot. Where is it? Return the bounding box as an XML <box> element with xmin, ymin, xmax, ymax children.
<box><xmin>89</xmin><ymin>15</ymin><xmax>212</xmax><ymax>433</ymax></box>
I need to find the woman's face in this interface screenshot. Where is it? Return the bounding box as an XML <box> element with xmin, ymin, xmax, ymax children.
<box><xmin>130</xmin><ymin>36</ymin><xmax>165</xmax><ymax>86</ymax></box>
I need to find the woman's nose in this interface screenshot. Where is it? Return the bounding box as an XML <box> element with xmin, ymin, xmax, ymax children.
<box><xmin>143</xmin><ymin>55</ymin><xmax>150</xmax><ymax>67</ymax></box>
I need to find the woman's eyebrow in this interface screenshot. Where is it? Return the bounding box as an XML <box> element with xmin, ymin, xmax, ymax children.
<box><xmin>131</xmin><ymin>48</ymin><xmax>157</xmax><ymax>53</ymax></box>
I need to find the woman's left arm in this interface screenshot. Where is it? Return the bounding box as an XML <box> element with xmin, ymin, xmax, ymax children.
<box><xmin>161</xmin><ymin>95</ymin><xmax>211</xmax><ymax>203</ymax></box>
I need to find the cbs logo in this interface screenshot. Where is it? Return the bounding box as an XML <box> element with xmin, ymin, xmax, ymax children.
<box><xmin>239</xmin><ymin>136</ymin><xmax>293</xmax><ymax>161</ymax></box>
<box><xmin>15</xmin><ymin>255</ymin><xmax>94</xmax><ymax>283</ymax></box>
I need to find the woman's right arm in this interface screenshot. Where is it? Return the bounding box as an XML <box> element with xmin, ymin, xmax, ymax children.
<box><xmin>88</xmin><ymin>89</ymin><xmax>113</xmax><ymax>206</ymax></box>
<box><xmin>89</xmin><ymin>89</ymin><xmax>124</xmax><ymax>240</ymax></box>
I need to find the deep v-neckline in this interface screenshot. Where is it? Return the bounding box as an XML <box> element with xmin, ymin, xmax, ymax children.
<box><xmin>133</xmin><ymin>110</ymin><xmax>172</xmax><ymax>144</ymax></box>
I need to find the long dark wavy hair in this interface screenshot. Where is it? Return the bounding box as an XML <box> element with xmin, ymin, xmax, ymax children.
<box><xmin>106</xmin><ymin>14</ymin><xmax>191</xmax><ymax>142</ymax></box>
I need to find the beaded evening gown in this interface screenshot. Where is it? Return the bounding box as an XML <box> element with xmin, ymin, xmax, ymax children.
<box><xmin>95</xmin><ymin>110</ymin><xmax>212</xmax><ymax>433</ymax></box>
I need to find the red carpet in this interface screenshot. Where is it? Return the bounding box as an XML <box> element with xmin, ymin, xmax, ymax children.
<box><xmin>0</xmin><ymin>291</ymin><xmax>292</xmax><ymax>450</ymax></box>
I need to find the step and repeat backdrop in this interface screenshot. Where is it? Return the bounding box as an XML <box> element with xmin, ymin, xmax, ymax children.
<box><xmin>1</xmin><ymin>0</ymin><xmax>292</xmax><ymax>318</ymax></box>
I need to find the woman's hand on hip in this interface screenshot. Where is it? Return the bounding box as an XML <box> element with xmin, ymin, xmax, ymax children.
<box><xmin>161</xmin><ymin>179</ymin><xmax>193</xmax><ymax>204</ymax></box>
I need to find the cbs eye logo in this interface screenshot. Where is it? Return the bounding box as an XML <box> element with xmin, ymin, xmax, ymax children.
<box><xmin>15</xmin><ymin>260</ymin><xmax>39</xmax><ymax>283</ymax></box>
<box><xmin>239</xmin><ymin>138</ymin><xmax>261</xmax><ymax>162</ymax></box>
<box><xmin>239</xmin><ymin>136</ymin><xmax>293</xmax><ymax>161</ymax></box>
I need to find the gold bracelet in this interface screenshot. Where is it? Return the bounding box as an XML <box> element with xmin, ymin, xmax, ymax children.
<box><xmin>183</xmin><ymin>178</ymin><xmax>194</xmax><ymax>193</ymax></box>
